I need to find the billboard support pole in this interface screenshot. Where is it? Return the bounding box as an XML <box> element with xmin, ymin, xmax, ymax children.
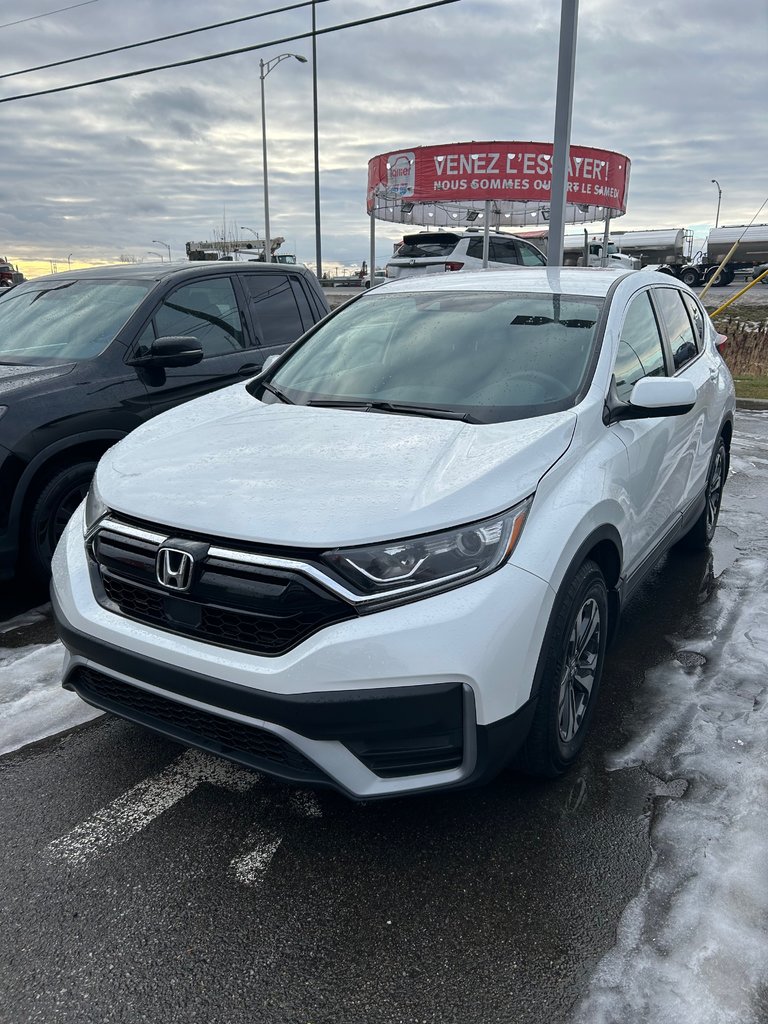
<box><xmin>601</xmin><ymin>212</ymin><xmax>611</xmax><ymax>267</ymax></box>
<box><xmin>370</xmin><ymin>207</ymin><xmax>376</xmax><ymax>290</ymax></box>
<box><xmin>547</xmin><ymin>0</ymin><xmax>579</xmax><ymax>267</ymax></box>
<box><xmin>482</xmin><ymin>201</ymin><xmax>491</xmax><ymax>267</ymax></box>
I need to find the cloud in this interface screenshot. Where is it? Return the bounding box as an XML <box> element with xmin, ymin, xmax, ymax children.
<box><xmin>1</xmin><ymin>0</ymin><xmax>765</xmax><ymax>273</ymax></box>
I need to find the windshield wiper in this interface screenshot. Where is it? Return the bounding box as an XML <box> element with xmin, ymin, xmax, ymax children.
<box><xmin>260</xmin><ymin>380</ymin><xmax>294</xmax><ymax>404</ymax></box>
<box><xmin>306</xmin><ymin>398</ymin><xmax>474</xmax><ymax>422</ymax></box>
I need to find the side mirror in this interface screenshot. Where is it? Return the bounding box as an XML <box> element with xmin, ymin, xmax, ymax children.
<box><xmin>604</xmin><ymin>375</ymin><xmax>697</xmax><ymax>423</ymax></box>
<box><xmin>262</xmin><ymin>353</ymin><xmax>280</xmax><ymax>372</ymax></box>
<box><xmin>129</xmin><ymin>336</ymin><xmax>204</xmax><ymax>368</ymax></box>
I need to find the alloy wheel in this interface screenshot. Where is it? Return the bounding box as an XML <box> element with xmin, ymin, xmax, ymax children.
<box><xmin>557</xmin><ymin>597</ymin><xmax>601</xmax><ymax>743</ymax></box>
<box><xmin>706</xmin><ymin>448</ymin><xmax>725</xmax><ymax>535</ymax></box>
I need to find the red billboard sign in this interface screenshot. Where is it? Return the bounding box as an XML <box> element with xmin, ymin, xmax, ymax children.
<box><xmin>367</xmin><ymin>141</ymin><xmax>630</xmax><ymax>226</ymax></box>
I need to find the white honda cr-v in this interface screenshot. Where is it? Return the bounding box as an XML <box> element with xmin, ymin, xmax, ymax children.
<box><xmin>52</xmin><ymin>268</ymin><xmax>735</xmax><ymax>800</ymax></box>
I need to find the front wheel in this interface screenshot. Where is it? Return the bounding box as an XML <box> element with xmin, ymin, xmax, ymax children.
<box><xmin>25</xmin><ymin>461</ymin><xmax>97</xmax><ymax>581</ymax></box>
<box><xmin>521</xmin><ymin>560</ymin><xmax>609</xmax><ymax>777</ymax></box>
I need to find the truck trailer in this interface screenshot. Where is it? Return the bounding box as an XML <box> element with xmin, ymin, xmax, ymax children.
<box><xmin>611</xmin><ymin>225</ymin><xmax>768</xmax><ymax>287</ymax></box>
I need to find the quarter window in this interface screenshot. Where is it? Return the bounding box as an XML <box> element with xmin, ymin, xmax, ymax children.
<box><xmin>654</xmin><ymin>288</ymin><xmax>699</xmax><ymax>370</ymax></box>
<box><xmin>681</xmin><ymin>292</ymin><xmax>705</xmax><ymax>350</ymax></box>
<box><xmin>614</xmin><ymin>292</ymin><xmax>666</xmax><ymax>402</ymax></box>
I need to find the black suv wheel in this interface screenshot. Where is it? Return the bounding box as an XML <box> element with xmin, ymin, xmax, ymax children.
<box><xmin>26</xmin><ymin>462</ymin><xmax>97</xmax><ymax>581</ymax></box>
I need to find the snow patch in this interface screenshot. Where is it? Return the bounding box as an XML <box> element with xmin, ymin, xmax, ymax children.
<box><xmin>574</xmin><ymin>557</ymin><xmax>768</xmax><ymax>1024</ymax></box>
<box><xmin>0</xmin><ymin>642</ymin><xmax>102</xmax><ymax>755</ymax></box>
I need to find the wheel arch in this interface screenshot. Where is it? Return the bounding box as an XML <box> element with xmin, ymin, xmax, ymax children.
<box><xmin>10</xmin><ymin>431</ymin><xmax>125</xmax><ymax>542</ymax></box>
<box><xmin>528</xmin><ymin>524</ymin><xmax>623</xmax><ymax>703</ymax></box>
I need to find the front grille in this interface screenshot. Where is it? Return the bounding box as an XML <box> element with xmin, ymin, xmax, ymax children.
<box><xmin>71</xmin><ymin>665</ymin><xmax>323</xmax><ymax>779</ymax></box>
<box><xmin>91</xmin><ymin>520</ymin><xmax>356</xmax><ymax>656</ymax></box>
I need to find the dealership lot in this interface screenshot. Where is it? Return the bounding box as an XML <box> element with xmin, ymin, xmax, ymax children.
<box><xmin>1</xmin><ymin>413</ymin><xmax>766</xmax><ymax>1023</ymax></box>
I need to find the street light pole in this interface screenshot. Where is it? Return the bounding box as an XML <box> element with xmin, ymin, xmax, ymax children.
<box><xmin>153</xmin><ymin>239</ymin><xmax>171</xmax><ymax>262</ymax></box>
<box><xmin>147</xmin><ymin>251</ymin><xmax>164</xmax><ymax>262</ymax></box>
<box><xmin>67</xmin><ymin>252</ymin><xmax>73</xmax><ymax>269</ymax></box>
<box><xmin>711</xmin><ymin>179</ymin><xmax>722</xmax><ymax>229</ymax></box>
<box><xmin>259</xmin><ymin>53</ymin><xmax>307</xmax><ymax>264</ymax></box>
<box><xmin>312</xmin><ymin>1</ymin><xmax>322</xmax><ymax>278</ymax></box>
<box><xmin>547</xmin><ymin>0</ymin><xmax>579</xmax><ymax>267</ymax></box>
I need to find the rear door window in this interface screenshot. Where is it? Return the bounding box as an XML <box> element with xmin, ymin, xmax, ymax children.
<box><xmin>490</xmin><ymin>239</ymin><xmax>520</xmax><ymax>265</ymax></box>
<box><xmin>654</xmin><ymin>288</ymin><xmax>700</xmax><ymax>370</ymax></box>
<box><xmin>242</xmin><ymin>273</ymin><xmax>307</xmax><ymax>349</ymax></box>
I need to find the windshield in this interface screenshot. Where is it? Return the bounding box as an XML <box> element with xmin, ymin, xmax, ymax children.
<box><xmin>0</xmin><ymin>278</ymin><xmax>152</xmax><ymax>364</ymax></box>
<box><xmin>261</xmin><ymin>290</ymin><xmax>604</xmax><ymax>423</ymax></box>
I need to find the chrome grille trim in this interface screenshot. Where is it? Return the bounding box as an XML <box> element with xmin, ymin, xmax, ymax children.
<box><xmin>96</xmin><ymin>515</ymin><xmax>472</xmax><ymax>607</ymax></box>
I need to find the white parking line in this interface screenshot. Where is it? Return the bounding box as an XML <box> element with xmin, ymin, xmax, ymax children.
<box><xmin>47</xmin><ymin>749</ymin><xmax>261</xmax><ymax>866</ymax></box>
<box><xmin>230</xmin><ymin>828</ymin><xmax>283</xmax><ymax>886</ymax></box>
<box><xmin>46</xmin><ymin>747</ymin><xmax>324</xmax><ymax>887</ymax></box>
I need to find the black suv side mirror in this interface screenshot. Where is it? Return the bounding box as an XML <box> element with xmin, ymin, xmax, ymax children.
<box><xmin>129</xmin><ymin>336</ymin><xmax>204</xmax><ymax>368</ymax></box>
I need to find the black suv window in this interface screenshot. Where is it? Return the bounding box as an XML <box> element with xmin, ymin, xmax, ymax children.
<box><xmin>242</xmin><ymin>274</ymin><xmax>307</xmax><ymax>347</ymax></box>
<box><xmin>396</xmin><ymin>233</ymin><xmax>461</xmax><ymax>258</ymax></box>
<box><xmin>654</xmin><ymin>288</ymin><xmax>699</xmax><ymax>370</ymax></box>
<box><xmin>0</xmin><ymin>278</ymin><xmax>152</xmax><ymax>363</ymax></box>
<box><xmin>614</xmin><ymin>292</ymin><xmax>667</xmax><ymax>401</ymax></box>
<box><xmin>151</xmin><ymin>277</ymin><xmax>245</xmax><ymax>357</ymax></box>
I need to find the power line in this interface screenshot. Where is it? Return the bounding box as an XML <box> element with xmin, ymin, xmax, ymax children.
<box><xmin>0</xmin><ymin>0</ymin><xmax>100</xmax><ymax>31</ymax></box>
<box><xmin>0</xmin><ymin>0</ymin><xmax>331</xmax><ymax>81</ymax></box>
<box><xmin>0</xmin><ymin>0</ymin><xmax>461</xmax><ymax>104</ymax></box>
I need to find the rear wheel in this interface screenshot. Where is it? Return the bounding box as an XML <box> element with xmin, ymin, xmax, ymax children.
<box><xmin>679</xmin><ymin>438</ymin><xmax>727</xmax><ymax>551</ymax></box>
<box><xmin>25</xmin><ymin>461</ymin><xmax>97</xmax><ymax>581</ymax></box>
<box><xmin>681</xmin><ymin>268</ymin><xmax>700</xmax><ymax>287</ymax></box>
<box><xmin>521</xmin><ymin>560</ymin><xmax>608</xmax><ymax>777</ymax></box>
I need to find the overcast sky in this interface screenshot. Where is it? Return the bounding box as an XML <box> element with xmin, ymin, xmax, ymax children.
<box><xmin>1</xmin><ymin>0</ymin><xmax>766</xmax><ymax>277</ymax></box>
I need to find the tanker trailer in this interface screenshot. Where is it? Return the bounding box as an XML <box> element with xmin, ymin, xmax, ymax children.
<box><xmin>696</xmin><ymin>225</ymin><xmax>768</xmax><ymax>286</ymax></box>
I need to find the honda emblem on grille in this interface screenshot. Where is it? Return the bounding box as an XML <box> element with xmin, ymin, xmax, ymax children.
<box><xmin>156</xmin><ymin>547</ymin><xmax>194</xmax><ymax>591</ymax></box>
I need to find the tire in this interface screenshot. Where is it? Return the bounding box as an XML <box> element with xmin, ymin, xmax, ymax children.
<box><xmin>521</xmin><ymin>560</ymin><xmax>609</xmax><ymax>777</ymax></box>
<box><xmin>26</xmin><ymin>461</ymin><xmax>97</xmax><ymax>581</ymax></box>
<box><xmin>679</xmin><ymin>438</ymin><xmax>728</xmax><ymax>551</ymax></box>
<box><xmin>681</xmin><ymin>268</ymin><xmax>700</xmax><ymax>287</ymax></box>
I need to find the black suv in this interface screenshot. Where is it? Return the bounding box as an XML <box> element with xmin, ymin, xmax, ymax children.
<box><xmin>0</xmin><ymin>261</ymin><xmax>330</xmax><ymax>580</ymax></box>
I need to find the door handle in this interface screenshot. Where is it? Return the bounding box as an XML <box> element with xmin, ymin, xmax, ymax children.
<box><xmin>238</xmin><ymin>362</ymin><xmax>262</xmax><ymax>376</ymax></box>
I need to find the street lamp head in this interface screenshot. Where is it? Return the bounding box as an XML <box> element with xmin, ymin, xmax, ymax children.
<box><xmin>262</xmin><ymin>52</ymin><xmax>308</xmax><ymax>77</ymax></box>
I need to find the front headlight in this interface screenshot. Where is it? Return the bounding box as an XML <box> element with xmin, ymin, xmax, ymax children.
<box><xmin>322</xmin><ymin>498</ymin><xmax>532</xmax><ymax>605</ymax></box>
<box><xmin>83</xmin><ymin>479</ymin><xmax>108</xmax><ymax>537</ymax></box>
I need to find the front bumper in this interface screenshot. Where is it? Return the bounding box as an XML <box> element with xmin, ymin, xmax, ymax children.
<box><xmin>52</xmin><ymin>508</ymin><xmax>554</xmax><ymax>799</ymax></box>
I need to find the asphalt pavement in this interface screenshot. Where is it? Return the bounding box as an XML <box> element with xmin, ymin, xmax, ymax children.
<box><xmin>0</xmin><ymin>412</ymin><xmax>766</xmax><ymax>1024</ymax></box>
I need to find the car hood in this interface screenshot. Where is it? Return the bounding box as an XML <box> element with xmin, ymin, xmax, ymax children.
<box><xmin>0</xmin><ymin>362</ymin><xmax>75</xmax><ymax>397</ymax></box>
<box><xmin>98</xmin><ymin>384</ymin><xmax>577</xmax><ymax>547</ymax></box>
